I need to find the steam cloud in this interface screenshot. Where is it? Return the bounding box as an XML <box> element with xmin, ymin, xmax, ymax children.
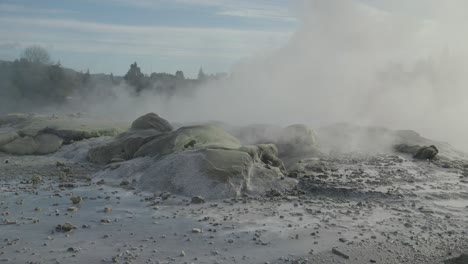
<box><xmin>66</xmin><ymin>0</ymin><xmax>468</xmax><ymax>150</ymax></box>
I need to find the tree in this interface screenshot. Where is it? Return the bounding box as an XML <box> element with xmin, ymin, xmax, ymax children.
<box><xmin>197</xmin><ymin>67</ymin><xmax>206</xmax><ymax>81</ymax></box>
<box><xmin>81</xmin><ymin>69</ymin><xmax>91</xmax><ymax>85</ymax></box>
<box><xmin>175</xmin><ymin>70</ymin><xmax>185</xmax><ymax>80</ymax></box>
<box><xmin>124</xmin><ymin>62</ymin><xmax>146</xmax><ymax>92</ymax></box>
<box><xmin>21</xmin><ymin>45</ymin><xmax>51</xmax><ymax>65</ymax></box>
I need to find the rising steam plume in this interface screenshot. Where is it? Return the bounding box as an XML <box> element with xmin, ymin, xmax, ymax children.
<box><xmin>36</xmin><ymin>0</ymin><xmax>468</xmax><ymax>151</ymax></box>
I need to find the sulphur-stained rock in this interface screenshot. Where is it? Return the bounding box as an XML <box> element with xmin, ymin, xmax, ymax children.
<box><xmin>0</xmin><ymin>136</ymin><xmax>39</xmax><ymax>155</ymax></box>
<box><xmin>34</xmin><ymin>133</ymin><xmax>63</xmax><ymax>154</ymax></box>
<box><xmin>133</xmin><ymin>125</ymin><xmax>241</xmax><ymax>159</ymax></box>
<box><xmin>131</xmin><ymin>113</ymin><xmax>173</xmax><ymax>132</ymax></box>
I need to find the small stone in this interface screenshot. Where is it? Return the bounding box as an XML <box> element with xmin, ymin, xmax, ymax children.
<box><xmin>191</xmin><ymin>196</ymin><xmax>205</xmax><ymax>204</ymax></box>
<box><xmin>31</xmin><ymin>175</ymin><xmax>43</xmax><ymax>184</ymax></box>
<box><xmin>70</xmin><ymin>196</ymin><xmax>82</xmax><ymax>205</ymax></box>
<box><xmin>180</xmin><ymin>250</ymin><xmax>186</xmax><ymax>257</ymax></box>
<box><xmin>192</xmin><ymin>228</ymin><xmax>202</xmax><ymax>233</ymax></box>
<box><xmin>104</xmin><ymin>207</ymin><xmax>112</xmax><ymax>213</ymax></box>
<box><xmin>67</xmin><ymin>207</ymin><xmax>78</xmax><ymax>212</ymax></box>
<box><xmin>332</xmin><ymin>248</ymin><xmax>349</xmax><ymax>259</ymax></box>
<box><xmin>120</xmin><ymin>180</ymin><xmax>130</xmax><ymax>186</ymax></box>
<box><xmin>56</xmin><ymin>223</ymin><xmax>76</xmax><ymax>232</ymax></box>
<box><xmin>110</xmin><ymin>158</ymin><xmax>125</xmax><ymax>163</ymax></box>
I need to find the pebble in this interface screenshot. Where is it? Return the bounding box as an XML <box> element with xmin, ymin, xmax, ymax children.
<box><xmin>331</xmin><ymin>248</ymin><xmax>349</xmax><ymax>259</ymax></box>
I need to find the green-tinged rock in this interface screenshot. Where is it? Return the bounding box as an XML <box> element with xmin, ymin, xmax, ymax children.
<box><xmin>35</xmin><ymin>133</ymin><xmax>63</xmax><ymax>154</ymax></box>
<box><xmin>0</xmin><ymin>129</ymin><xmax>19</xmax><ymax>147</ymax></box>
<box><xmin>133</xmin><ymin>125</ymin><xmax>241</xmax><ymax>159</ymax></box>
<box><xmin>131</xmin><ymin>112</ymin><xmax>173</xmax><ymax>132</ymax></box>
<box><xmin>0</xmin><ymin>136</ymin><xmax>39</xmax><ymax>155</ymax></box>
<box><xmin>88</xmin><ymin>129</ymin><xmax>161</xmax><ymax>164</ymax></box>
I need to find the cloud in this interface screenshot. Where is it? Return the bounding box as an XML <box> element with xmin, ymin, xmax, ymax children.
<box><xmin>104</xmin><ymin>0</ymin><xmax>296</xmax><ymax>22</ymax></box>
<box><xmin>0</xmin><ymin>42</ymin><xmax>21</xmax><ymax>50</ymax></box>
<box><xmin>0</xmin><ymin>3</ymin><xmax>70</xmax><ymax>15</ymax></box>
<box><xmin>0</xmin><ymin>16</ymin><xmax>292</xmax><ymax>60</ymax></box>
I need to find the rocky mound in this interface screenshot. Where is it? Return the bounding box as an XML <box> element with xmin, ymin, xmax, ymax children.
<box><xmin>317</xmin><ymin>123</ymin><xmax>466</xmax><ymax>159</ymax></box>
<box><xmin>130</xmin><ymin>112</ymin><xmax>173</xmax><ymax>132</ymax></box>
<box><xmin>90</xmin><ymin>114</ymin><xmax>296</xmax><ymax>199</ymax></box>
<box><xmin>394</xmin><ymin>144</ymin><xmax>439</xmax><ymax>160</ymax></box>
<box><xmin>0</xmin><ymin>113</ymin><xmax>126</xmax><ymax>155</ymax></box>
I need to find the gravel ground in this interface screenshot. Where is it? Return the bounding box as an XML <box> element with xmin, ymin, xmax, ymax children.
<box><xmin>0</xmin><ymin>153</ymin><xmax>467</xmax><ymax>264</ymax></box>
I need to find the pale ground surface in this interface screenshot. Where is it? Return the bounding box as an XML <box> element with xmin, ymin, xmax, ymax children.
<box><xmin>1</xmin><ymin>149</ymin><xmax>467</xmax><ymax>264</ymax></box>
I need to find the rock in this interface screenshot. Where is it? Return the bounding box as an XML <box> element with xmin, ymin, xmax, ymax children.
<box><xmin>192</xmin><ymin>228</ymin><xmax>202</xmax><ymax>233</ymax></box>
<box><xmin>444</xmin><ymin>254</ymin><xmax>468</xmax><ymax>264</ymax></box>
<box><xmin>395</xmin><ymin>144</ymin><xmax>439</xmax><ymax>160</ymax></box>
<box><xmin>34</xmin><ymin>133</ymin><xmax>63</xmax><ymax>154</ymax></box>
<box><xmin>131</xmin><ymin>113</ymin><xmax>173</xmax><ymax>132</ymax></box>
<box><xmin>88</xmin><ymin>129</ymin><xmax>161</xmax><ymax>165</ymax></box>
<box><xmin>120</xmin><ymin>180</ymin><xmax>130</xmax><ymax>186</ymax></box>
<box><xmin>331</xmin><ymin>248</ymin><xmax>350</xmax><ymax>259</ymax></box>
<box><xmin>67</xmin><ymin>207</ymin><xmax>78</xmax><ymax>212</ymax></box>
<box><xmin>134</xmin><ymin>125</ymin><xmax>241</xmax><ymax>159</ymax></box>
<box><xmin>70</xmin><ymin>196</ymin><xmax>82</xmax><ymax>205</ymax></box>
<box><xmin>56</xmin><ymin>222</ymin><xmax>76</xmax><ymax>232</ymax></box>
<box><xmin>104</xmin><ymin>207</ymin><xmax>112</xmax><ymax>213</ymax></box>
<box><xmin>184</xmin><ymin>139</ymin><xmax>196</xmax><ymax>149</ymax></box>
<box><xmin>1</xmin><ymin>113</ymin><xmax>122</xmax><ymax>144</ymax></box>
<box><xmin>191</xmin><ymin>196</ymin><xmax>205</xmax><ymax>204</ymax></box>
<box><xmin>413</xmin><ymin>145</ymin><xmax>438</xmax><ymax>160</ymax></box>
<box><xmin>98</xmin><ymin>147</ymin><xmax>296</xmax><ymax>200</ymax></box>
<box><xmin>93</xmin><ymin>124</ymin><xmax>296</xmax><ymax>199</ymax></box>
<box><xmin>0</xmin><ymin>129</ymin><xmax>18</xmax><ymax>147</ymax></box>
<box><xmin>31</xmin><ymin>175</ymin><xmax>43</xmax><ymax>184</ymax></box>
<box><xmin>394</xmin><ymin>144</ymin><xmax>422</xmax><ymax>155</ymax></box>
<box><xmin>0</xmin><ymin>136</ymin><xmax>39</xmax><ymax>155</ymax></box>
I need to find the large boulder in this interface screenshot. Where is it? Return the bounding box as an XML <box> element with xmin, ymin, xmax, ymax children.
<box><xmin>131</xmin><ymin>113</ymin><xmax>173</xmax><ymax>132</ymax></box>
<box><xmin>34</xmin><ymin>133</ymin><xmax>64</xmax><ymax>154</ymax></box>
<box><xmin>88</xmin><ymin>129</ymin><xmax>161</xmax><ymax>164</ymax></box>
<box><xmin>0</xmin><ymin>113</ymin><xmax>124</xmax><ymax>144</ymax></box>
<box><xmin>134</xmin><ymin>125</ymin><xmax>241</xmax><ymax>159</ymax></box>
<box><xmin>92</xmin><ymin>124</ymin><xmax>295</xmax><ymax>199</ymax></box>
<box><xmin>94</xmin><ymin>147</ymin><xmax>295</xmax><ymax>200</ymax></box>
<box><xmin>0</xmin><ymin>136</ymin><xmax>39</xmax><ymax>155</ymax></box>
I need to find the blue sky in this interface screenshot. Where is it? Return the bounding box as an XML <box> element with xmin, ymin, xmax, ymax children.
<box><xmin>0</xmin><ymin>0</ymin><xmax>297</xmax><ymax>77</ymax></box>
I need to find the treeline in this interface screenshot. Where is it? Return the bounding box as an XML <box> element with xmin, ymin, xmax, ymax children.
<box><xmin>123</xmin><ymin>62</ymin><xmax>226</xmax><ymax>95</ymax></box>
<box><xmin>0</xmin><ymin>46</ymin><xmax>226</xmax><ymax>113</ymax></box>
